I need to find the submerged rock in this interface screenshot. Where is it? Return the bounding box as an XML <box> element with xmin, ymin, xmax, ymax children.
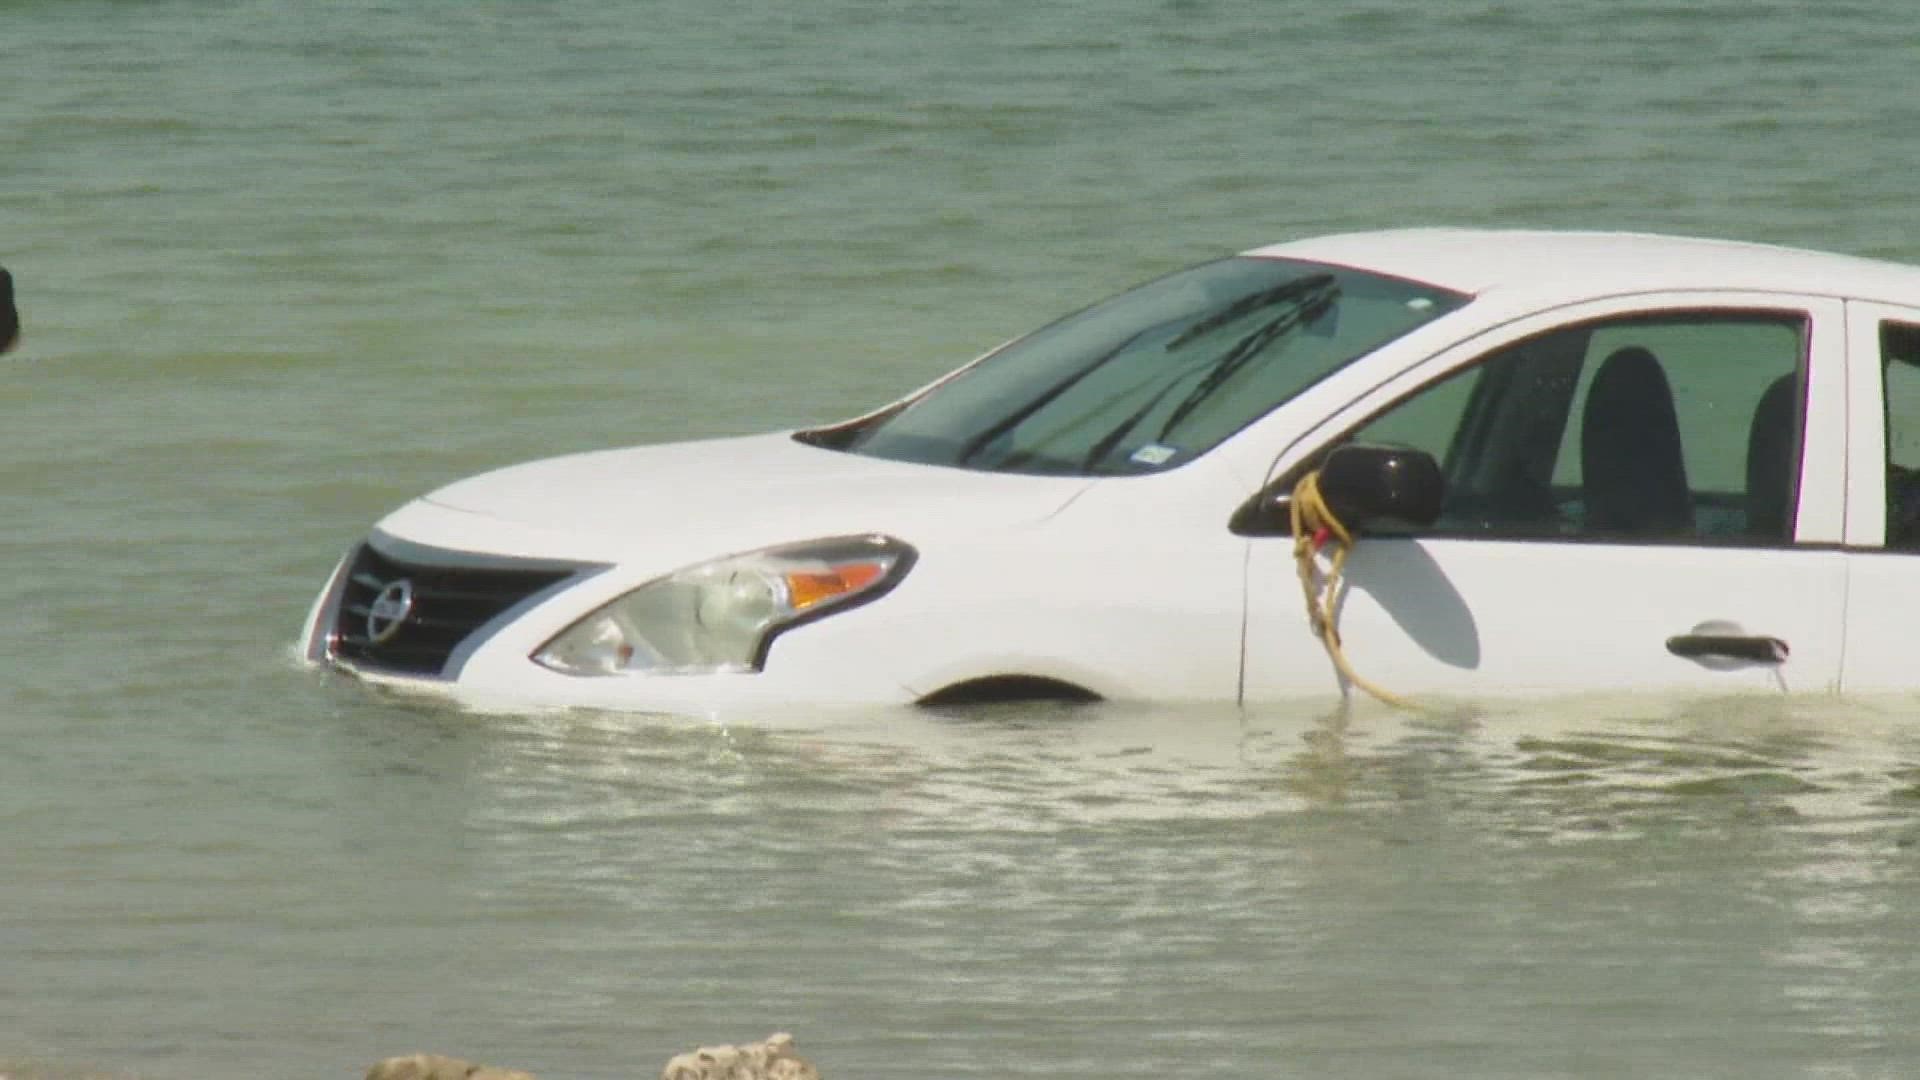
<box><xmin>659</xmin><ymin>1033</ymin><xmax>819</xmax><ymax>1080</ymax></box>
<box><xmin>364</xmin><ymin>1053</ymin><xmax>538</xmax><ymax>1080</ymax></box>
<box><xmin>364</xmin><ymin>1033</ymin><xmax>820</xmax><ymax>1080</ymax></box>
<box><xmin>0</xmin><ymin>1066</ymin><xmax>134</xmax><ymax>1080</ymax></box>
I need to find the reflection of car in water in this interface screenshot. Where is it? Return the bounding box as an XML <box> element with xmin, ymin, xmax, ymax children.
<box><xmin>301</xmin><ymin>229</ymin><xmax>1920</xmax><ymax>713</ymax></box>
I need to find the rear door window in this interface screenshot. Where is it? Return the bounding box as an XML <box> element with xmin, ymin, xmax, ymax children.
<box><xmin>1880</xmin><ymin>321</ymin><xmax>1920</xmax><ymax>546</ymax></box>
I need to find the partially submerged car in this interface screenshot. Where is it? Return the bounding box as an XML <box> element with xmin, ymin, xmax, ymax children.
<box><xmin>302</xmin><ymin>229</ymin><xmax>1920</xmax><ymax>713</ymax></box>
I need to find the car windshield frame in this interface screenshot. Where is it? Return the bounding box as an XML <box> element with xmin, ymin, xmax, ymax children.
<box><xmin>807</xmin><ymin>256</ymin><xmax>1472</xmax><ymax>477</ymax></box>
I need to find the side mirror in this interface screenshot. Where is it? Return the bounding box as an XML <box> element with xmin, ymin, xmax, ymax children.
<box><xmin>1230</xmin><ymin>444</ymin><xmax>1444</xmax><ymax>536</ymax></box>
<box><xmin>1317</xmin><ymin>444</ymin><xmax>1444</xmax><ymax>530</ymax></box>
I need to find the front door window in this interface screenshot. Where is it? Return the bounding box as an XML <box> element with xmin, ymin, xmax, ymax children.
<box><xmin>1347</xmin><ymin>311</ymin><xmax>1807</xmax><ymax>543</ymax></box>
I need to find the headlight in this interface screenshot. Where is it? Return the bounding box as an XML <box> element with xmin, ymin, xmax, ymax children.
<box><xmin>532</xmin><ymin>534</ymin><xmax>915</xmax><ymax>677</ymax></box>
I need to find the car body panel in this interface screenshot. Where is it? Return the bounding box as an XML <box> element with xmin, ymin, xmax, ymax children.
<box><xmin>1252</xmin><ymin>229</ymin><xmax>1920</xmax><ymax>304</ymax></box>
<box><xmin>1243</xmin><ymin>540</ymin><xmax>1848</xmax><ymax>699</ymax></box>
<box><xmin>411</xmin><ymin>431</ymin><xmax>1095</xmax><ymax>565</ymax></box>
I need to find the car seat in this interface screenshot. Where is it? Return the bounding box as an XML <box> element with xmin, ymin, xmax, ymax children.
<box><xmin>1744</xmin><ymin>373</ymin><xmax>1797</xmax><ymax>541</ymax></box>
<box><xmin>1581</xmin><ymin>346</ymin><xmax>1693</xmax><ymax>536</ymax></box>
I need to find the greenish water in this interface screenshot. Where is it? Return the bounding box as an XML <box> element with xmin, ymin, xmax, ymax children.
<box><xmin>7</xmin><ymin>1</ymin><xmax>1920</xmax><ymax>1076</ymax></box>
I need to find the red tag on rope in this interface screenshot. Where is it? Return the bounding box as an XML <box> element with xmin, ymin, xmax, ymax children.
<box><xmin>1311</xmin><ymin>526</ymin><xmax>1332</xmax><ymax>552</ymax></box>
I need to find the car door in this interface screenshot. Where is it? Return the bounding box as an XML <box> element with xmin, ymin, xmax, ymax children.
<box><xmin>1240</xmin><ymin>293</ymin><xmax>1850</xmax><ymax>702</ymax></box>
<box><xmin>1836</xmin><ymin>301</ymin><xmax>1920</xmax><ymax>691</ymax></box>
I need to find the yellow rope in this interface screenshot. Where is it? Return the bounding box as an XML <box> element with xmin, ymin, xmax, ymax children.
<box><xmin>1289</xmin><ymin>470</ymin><xmax>1415</xmax><ymax>710</ymax></box>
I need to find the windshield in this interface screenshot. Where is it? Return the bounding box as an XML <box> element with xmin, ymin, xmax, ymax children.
<box><xmin>817</xmin><ymin>256</ymin><xmax>1469</xmax><ymax>476</ymax></box>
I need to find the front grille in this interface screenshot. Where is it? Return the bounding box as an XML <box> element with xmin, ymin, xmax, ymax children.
<box><xmin>328</xmin><ymin>542</ymin><xmax>582</xmax><ymax>677</ymax></box>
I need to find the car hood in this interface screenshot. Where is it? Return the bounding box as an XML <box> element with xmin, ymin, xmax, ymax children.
<box><xmin>376</xmin><ymin>431</ymin><xmax>1095</xmax><ymax>567</ymax></box>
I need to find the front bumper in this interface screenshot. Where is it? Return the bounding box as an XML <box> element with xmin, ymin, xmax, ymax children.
<box><xmin>301</xmin><ymin>535</ymin><xmax>922</xmax><ymax>716</ymax></box>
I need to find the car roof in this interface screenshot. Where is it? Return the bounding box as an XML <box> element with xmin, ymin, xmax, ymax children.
<box><xmin>1245</xmin><ymin>228</ymin><xmax>1920</xmax><ymax>302</ymax></box>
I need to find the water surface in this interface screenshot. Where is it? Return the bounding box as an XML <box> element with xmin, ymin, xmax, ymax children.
<box><xmin>6</xmin><ymin>1</ymin><xmax>1920</xmax><ymax>1076</ymax></box>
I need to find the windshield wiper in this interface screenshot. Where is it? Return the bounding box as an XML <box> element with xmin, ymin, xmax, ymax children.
<box><xmin>1160</xmin><ymin>273</ymin><xmax>1338</xmax><ymax>351</ymax></box>
<box><xmin>953</xmin><ymin>321</ymin><xmax>1171</xmax><ymax>468</ymax></box>
<box><xmin>1077</xmin><ymin>274</ymin><xmax>1340</xmax><ymax>472</ymax></box>
<box><xmin>1152</xmin><ymin>276</ymin><xmax>1339</xmax><ymax>440</ymax></box>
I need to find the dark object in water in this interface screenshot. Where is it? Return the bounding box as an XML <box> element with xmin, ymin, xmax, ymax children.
<box><xmin>1</xmin><ymin>267</ymin><xmax>17</xmax><ymax>353</ymax></box>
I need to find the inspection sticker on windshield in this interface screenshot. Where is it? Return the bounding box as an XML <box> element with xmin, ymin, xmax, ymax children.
<box><xmin>1130</xmin><ymin>443</ymin><xmax>1179</xmax><ymax>466</ymax></box>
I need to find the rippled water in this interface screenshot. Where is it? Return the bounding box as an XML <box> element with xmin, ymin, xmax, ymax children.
<box><xmin>8</xmin><ymin>1</ymin><xmax>1920</xmax><ymax>1077</ymax></box>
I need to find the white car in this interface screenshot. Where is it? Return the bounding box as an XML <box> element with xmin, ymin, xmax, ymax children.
<box><xmin>302</xmin><ymin>228</ymin><xmax>1920</xmax><ymax>713</ymax></box>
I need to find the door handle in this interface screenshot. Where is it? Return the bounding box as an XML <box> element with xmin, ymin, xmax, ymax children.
<box><xmin>1665</xmin><ymin>633</ymin><xmax>1789</xmax><ymax>666</ymax></box>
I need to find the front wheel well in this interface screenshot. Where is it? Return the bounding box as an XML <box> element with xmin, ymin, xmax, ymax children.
<box><xmin>916</xmin><ymin>675</ymin><xmax>1102</xmax><ymax>708</ymax></box>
